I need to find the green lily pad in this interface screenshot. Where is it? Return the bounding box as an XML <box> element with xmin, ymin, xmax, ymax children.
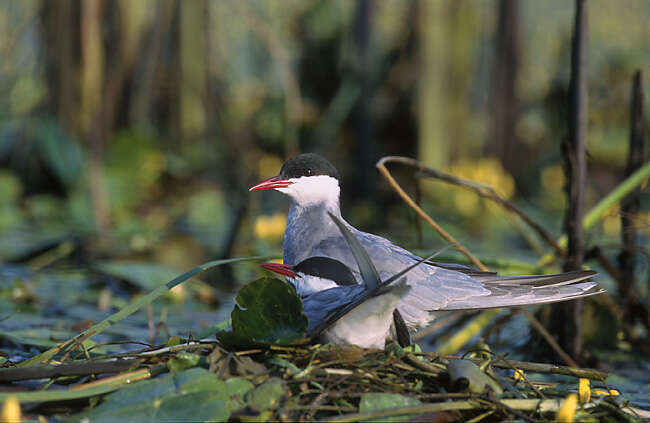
<box><xmin>226</xmin><ymin>377</ymin><xmax>256</xmax><ymax>412</ymax></box>
<box><xmin>220</xmin><ymin>277</ymin><xmax>308</xmax><ymax>346</ymax></box>
<box><xmin>359</xmin><ymin>393</ymin><xmax>422</xmax><ymax>422</ymax></box>
<box><xmin>246</xmin><ymin>378</ymin><xmax>287</xmax><ymax>411</ymax></box>
<box><xmin>71</xmin><ymin>368</ymin><xmax>230</xmax><ymax>423</ymax></box>
<box><xmin>167</xmin><ymin>351</ymin><xmax>201</xmax><ymax>372</ymax></box>
<box><xmin>226</xmin><ymin>377</ymin><xmax>256</xmax><ymax>397</ymax></box>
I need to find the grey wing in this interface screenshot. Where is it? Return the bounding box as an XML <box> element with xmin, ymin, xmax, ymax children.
<box><xmin>441</xmin><ymin>270</ymin><xmax>603</xmax><ymax>310</ymax></box>
<box><xmin>302</xmin><ymin>285</ymin><xmax>367</xmax><ymax>334</ymax></box>
<box><xmin>309</xmin><ymin>227</ymin><xmax>602</xmax><ymax>327</ymax></box>
<box><xmin>310</xmin><ymin>228</ymin><xmax>492</xmax><ymax>327</ymax></box>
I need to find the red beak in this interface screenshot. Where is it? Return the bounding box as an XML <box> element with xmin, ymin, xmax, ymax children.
<box><xmin>249</xmin><ymin>175</ymin><xmax>294</xmax><ymax>191</ymax></box>
<box><xmin>260</xmin><ymin>262</ymin><xmax>298</xmax><ymax>278</ymax></box>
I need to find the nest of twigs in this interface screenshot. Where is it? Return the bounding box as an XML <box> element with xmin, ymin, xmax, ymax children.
<box><xmin>3</xmin><ymin>339</ymin><xmax>640</xmax><ymax>422</ymax></box>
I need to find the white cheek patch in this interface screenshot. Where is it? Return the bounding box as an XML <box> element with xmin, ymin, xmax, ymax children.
<box><xmin>278</xmin><ymin>175</ymin><xmax>340</xmax><ymax>207</ymax></box>
<box><xmin>292</xmin><ymin>275</ymin><xmax>339</xmax><ymax>297</ymax></box>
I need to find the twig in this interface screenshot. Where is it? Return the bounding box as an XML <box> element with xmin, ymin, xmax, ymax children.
<box><xmin>519</xmin><ymin>307</ymin><xmax>578</xmax><ymax>368</ymax></box>
<box><xmin>619</xmin><ymin>70</ymin><xmax>646</xmax><ymax>333</ymax></box>
<box><xmin>376</xmin><ymin>156</ymin><xmax>577</xmax><ymax>366</ymax></box>
<box><xmin>555</xmin><ymin>0</ymin><xmax>589</xmax><ymax>361</ymax></box>
<box><xmin>0</xmin><ymin>366</ymin><xmax>161</xmax><ymax>403</ymax></box>
<box><xmin>542</xmin><ymin>161</ymin><xmax>650</xmax><ymax>266</ymax></box>
<box><xmin>376</xmin><ymin>157</ymin><xmax>488</xmax><ymax>271</ymax></box>
<box><xmin>443</xmin><ymin>355</ymin><xmax>608</xmax><ymax>380</ymax></box>
<box><xmin>285</xmin><ymin>404</ymin><xmax>356</xmax><ymax>413</ymax></box>
<box><xmin>478</xmin><ymin>397</ymin><xmax>537</xmax><ymax>423</ymax></box>
<box><xmin>415</xmin><ymin>176</ymin><xmax>423</xmax><ymax>249</ymax></box>
<box><xmin>587</xmin><ymin>246</ymin><xmax>647</xmax><ymax>329</ymax></box>
<box><xmin>59</xmin><ymin>330</ymin><xmax>97</xmax><ymax>364</ymax></box>
<box><xmin>324</xmin><ymin>392</ymin><xmax>473</xmax><ymax>400</ymax></box>
<box><xmin>465</xmin><ymin>410</ymin><xmax>496</xmax><ymax>423</ymax></box>
<box><xmin>68</xmin><ymin>364</ymin><xmax>165</xmax><ymax>391</ymax></box>
<box><xmin>302</xmin><ymin>391</ymin><xmax>329</xmax><ymax>421</ymax></box>
<box><xmin>0</xmin><ymin>359</ymin><xmax>143</xmax><ymax>383</ymax></box>
<box><xmin>381</xmin><ymin>156</ymin><xmax>564</xmax><ymax>255</ymax></box>
<box><xmin>465</xmin><ymin>349</ymin><xmax>546</xmax><ymax>399</ymax></box>
<box><xmin>320</xmin><ymin>400</ymin><xmax>479</xmax><ymax>422</ymax></box>
<box><xmin>19</xmin><ymin>256</ymin><xmax>272</xmax><ymax>367</ymax></box>
<box><xmin>404</xmin><ymin>353</ymin><xmax>443</xmax><ymax>375</ymax></box>
<box><xmin>320</xmin><ymin>398</ymin><xmax>588</xmax><ymax>422</ymax></box>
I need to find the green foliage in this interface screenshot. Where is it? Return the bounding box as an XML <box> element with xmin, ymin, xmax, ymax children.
<box><xmin>0</xmin><ymin>171</ymin><xmax>23</xmax><ymax>231</ymax></box>
<box><xmin>19</xmin><ymin>256</ymin><xmax>271</xmax><ymax>367</ymax></box>
<box><xmin>223</xmin><ymin>277</ymin><xmax>308</xmax><ymax>346</ymax></box>
<box><xmin>225</xmin><ymin>377</ymin><xmax>255</xmax><ymax>411</ymax></box>
<box><xmin>247</xmin><ymin>378</ymin><xmax>287</xmax><ymax>412</ymax></box>
<box><xmin>359</xmin><ymin>393</ymin><xmax>422</xmax><ymax>423</ymax></box>
<box><xmin>187</xmin><ymin>188</ymin><xmax>228</xmax><ymax>230</ymax></box>
<box><xmin>0</xmin><ymin>1</ymin><xmax>648</xmax><ymax>420</ymax></box>
<box><xmin>94</xmin><ymin>261</ymin><xmax>192</xmax><ymax>291</ymax></box>
<box><xmin>71</xmin><ymin>368</ymin><xmax>231</xmax><ymax>423</ymax></box>
<box><xmin>167</xmin><ymin>351</ymin><xmax>201</xmax><ymax>372</ymax></box>
<box><xmin>104</xmin><ymin>132</ymin><xmax>165</xmax><ymax>213</ymax></box>
<box><xmin>35</xmin><ymin>119</ymin><xmax>85</xmax><ymax>189</ymax></box>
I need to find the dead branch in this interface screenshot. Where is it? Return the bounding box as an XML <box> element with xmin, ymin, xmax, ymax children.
<box><xmin>0</xmin><ymin>359</ymin><xmax>143</xmax><ymax>383</ymax></box>
<box><xmin>376</xmin><ymin>156</ymin><xmax>578</xmax><ymax>367</ymax></box>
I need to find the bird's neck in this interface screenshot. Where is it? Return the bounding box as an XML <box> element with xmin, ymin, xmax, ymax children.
<box><xmin>284</xmin><ymin>198</ymin><xmax>342</xmax><ymax>265</ymax></box>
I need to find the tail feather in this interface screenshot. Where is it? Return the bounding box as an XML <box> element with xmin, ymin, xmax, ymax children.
<box><xmin>472</xmin><ymin>270</ymin><xmax>596</xmax><ymax>287</ymax></box>
<box><xmin>440</xmin><ymin>281</ymin><xmax>604</xmax><ymax>311</ymax></box>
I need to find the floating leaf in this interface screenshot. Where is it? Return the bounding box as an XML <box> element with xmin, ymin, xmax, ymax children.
<box><xmin>226</xmin><ymin>277</ymin><xmax>308</xmax><ymax>346</ymax></box>
<box><xmin>71</xmin><ymin>368</ymin><xmax>229</xmax><ymax>423</ymax></box>
<box><xmin>359</xmin><ymin>393</ymin><xmax>422</xmax><ymax>422</ymax></box>
<box><xmin>225</xmin><ymin>378</ymin><xmax>255</xmax><ymax>412</ymax></box>
<box><xmin>167</xmin><ymin>351</ymin><xmax>201</xmax><ymax>372</ymax></box>
<box><xmin>247</xmin><ymin>378</ymin><xmax>287</xmax><ymax>412</ymax></box>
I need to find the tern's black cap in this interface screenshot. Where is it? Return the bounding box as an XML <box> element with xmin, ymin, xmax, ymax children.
<box><xmin>279</xmin><ymin>154</ymin><xmax>339</xmax><ymax>180</ymax></box>
<box><xmin>294</xmin><ymin>257</ymin><xmax>356</xmax><ymax>286</ymax></box>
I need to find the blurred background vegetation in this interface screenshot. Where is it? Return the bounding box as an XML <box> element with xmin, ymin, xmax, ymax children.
<box><xmin>0</xmin><ymin>0</ymin><xmax>648</xmax><ymax>364</ymax></box>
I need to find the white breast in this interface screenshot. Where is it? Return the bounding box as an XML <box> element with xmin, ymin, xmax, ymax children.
<box><xmin>319</xmin><ymin>291</ymin><xmax>404</xmax><ymax>349</ymax></box>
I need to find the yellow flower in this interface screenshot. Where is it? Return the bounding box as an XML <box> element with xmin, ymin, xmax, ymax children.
<box><xmin>446</xmin><ymin>157</ymin><xmax>515</xmax><ymax>217</ymax></box>
<box><xmin>592</xmin><ymin>388</ymin><xmax>619</xmax><ymax>396</ymax></box>
<box><xmin>258</xmin><ymin>155</ymin><xmax>283</xmax><ymax>180</ymax></box>
<box><xmin>578</xmin><ymin>378</ymin><xmax>591</xmax><ymax>404</ymax></box>
<box><xmin>603</xmin><ymin>212</ymin><xmax>621</xmax><ymax>237</ymax></box>
<box><xmin>556</xmin><ymin>393</ymin><xmax>578</xmax><ymax>422</ymax></box>
<box><xmin>1</xmin><ymin>396</ymin><xmax>21</xmax><ymax>423</ymax></box>
<box><xmin>454</xmin><ymin>190</ymin><xmax>480</xmax><ymax>216</ymax></box>
<box><xmin>541</xmin><ymin>164</ymin><xmax>565</xmax><ymax>193</ymax></box>
<box><xmin>254</xmin><ymin>213</ymin><xmax>287</xmax><ymax>242</ymax></box>
<box><xmin>513</xmin><ymin>369</ymin><xmax>525</xmax><ymax>382</ymax></box>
